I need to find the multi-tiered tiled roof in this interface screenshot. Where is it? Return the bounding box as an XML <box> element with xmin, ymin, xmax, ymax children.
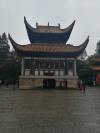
<box><xmin>9</xmin><ymin>17</ymin><xmax>89</xmax><ymax>58</ymax></box>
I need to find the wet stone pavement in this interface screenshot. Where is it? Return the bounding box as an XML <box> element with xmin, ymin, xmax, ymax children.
<box><xmin>0</xmin><ymin>86</ymin><xmax>100</xmax><ymax>133</ymax></box>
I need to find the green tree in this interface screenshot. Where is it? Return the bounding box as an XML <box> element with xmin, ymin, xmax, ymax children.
<box><xmin>96</xmin><ymin>40</ymin><xmax>100</xmax><ymax>56</ymax></box>
<box><xmin>0</xmin><ymin>33</ymin><xmax>10</xmax><ymax>64</ymax></box>
<box><xmin>79</xmin><ymin>50</ymin><xmax>88</xmax><ymax>60</ymax></box>
<box><xmin>0</xmin><ymin>33</ymin><xmax>21</xmax><ymax>82</ymax></box>
<box><xmin>77</xmin><ymin>59</ymin><xmax>94</xmax><ymax>85</ymax></box>
<box><xmin>0</xmin><ymin>50</ymin><xmax>21</xmax><ymax>81</ymax></box>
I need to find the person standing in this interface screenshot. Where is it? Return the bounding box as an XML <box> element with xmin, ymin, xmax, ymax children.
<box><xmin>82</xmin><ymin>81</ymin><xmax>86</xmax><ymax>92</ymax></box>
<box><xmin>80</xmin><ymin>80</ymin><xmax>83</xmax><ymax>91</ymax></box>
<box><xmin>80</xmin><ymin>80</ymin><xmax>86</xmax><ymax>92</ymax></box>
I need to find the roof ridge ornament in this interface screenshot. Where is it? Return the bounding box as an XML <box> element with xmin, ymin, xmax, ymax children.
<box><xmin>36</xmin><ymin>22</ymin><xmax>38</xmax><ymax>28</ymax></box>
<box><xmin>58</xmin><ymin>24</ymin><xmax>60</xmax><ymax>28</ymax></box>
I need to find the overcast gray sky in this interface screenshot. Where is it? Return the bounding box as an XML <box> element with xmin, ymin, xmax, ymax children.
<box><xmin>0</xmin><ymin>0</ymin><xmax>100</xmax><ymax>55</ymax></box>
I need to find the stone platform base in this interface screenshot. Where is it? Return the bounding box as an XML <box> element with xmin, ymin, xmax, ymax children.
<box><xmin>67</xmin><ymin>79</ymin><xmax>78</xmax><ymax>89</ymax></box>
<box><xmin>19</xmin><ymin>78</ymin><xmax>43</xmax><ymax>89</ymax></box>
<box><xmin>19</xmin><ymin>76</ymin><xmax>78</xmax><ymax>89</ymax></box>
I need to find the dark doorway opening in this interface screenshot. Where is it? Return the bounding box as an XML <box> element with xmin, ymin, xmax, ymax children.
<box><xmin>43</xmin><ymin>79</ymin><xmax>56</xmax><ymax>88</ymax></box>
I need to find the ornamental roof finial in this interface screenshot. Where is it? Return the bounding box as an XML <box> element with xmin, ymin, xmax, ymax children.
<box><xmin>36</xmin><ymin>22</ymin><xmax>38</xmax><ymax>28</ymax></box>
<box><xmin>58</xmin><ymin>24</ymin><xmax>60</xmax><ymax>28</ymax></box>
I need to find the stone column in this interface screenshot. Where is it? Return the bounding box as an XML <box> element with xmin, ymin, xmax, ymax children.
<box><xmin>58</xmin><ymin>60</ymin><xmax>60</xmax><ymax>76</ymax></box>
<box><xmin>66</xmin><ymin>59</ymin><xmax>68</xmax><ymax>75</ymax></box>
<box><xmin>32</xmin><ymin>58</ymin><xmax>35</xmax><ymax>75</ymax></box>
<box><xmin>21</xmin><ymin>58</ymin><xmax>24</xmax><ymax>76</ymax></box>
<box><xmin>64</xmin><ymin>59</ymin><xmax>67</xmax><ymax>75</ymax></box>
<box><xmin>38</xmin><ymin>59</ymin><xmax>40</xmax><ymax>76</ymax></box>
<box><xmin>74</xmin><ymin>59</ymin><xmax>77</xmax><ymax>76</ymax></box>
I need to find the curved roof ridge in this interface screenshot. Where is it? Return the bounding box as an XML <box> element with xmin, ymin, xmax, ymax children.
<box><xmin>24</xmin><ymin>16</ymin><xmax>75</xmax><ymax>33</ymax></box>
<box><xmin>66</xmin><ymin>36</ymin><xmax>89</xmax><ymax>49</ymax></box>
<box><xmin>24</xmin><ymin>17</ymin><xmax>75</xmax><ymax>43</ymax></box>
<box><xmin>24</xmin><ymin>16</ymin><xmax>36</xmax><ymax>32</ymax></box>
<box><xmin>60</xmin><ymin>21</ymin><xmax>75</xmax><ymax>32</ymax></box>
<box><xmin>8</xmin><ymin>34</ymin><xmax>27</xmax><ymax>52</ymax></box>
<box><xmin>9</xmin><ymin>34</ymin><xmax>89</xmax><ymax>58</ymax></box>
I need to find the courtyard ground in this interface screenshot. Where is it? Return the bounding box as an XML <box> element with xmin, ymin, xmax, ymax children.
<box><xmin>0</xmin><ymin>86</ymin><xmax>100</xmax><ymax>133</ymax></box>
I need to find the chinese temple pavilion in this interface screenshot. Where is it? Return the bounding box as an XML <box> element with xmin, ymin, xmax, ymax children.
<box><xmin>9</xmin><ymin>17</ymin><xmax>89</xmax><ymax>89</ymax></box>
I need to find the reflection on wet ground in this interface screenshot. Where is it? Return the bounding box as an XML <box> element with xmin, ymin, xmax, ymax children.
<box><xmin>0</xmin><ymin>86</ymin><xmax>100</xmax><ymax>133</ymax></box>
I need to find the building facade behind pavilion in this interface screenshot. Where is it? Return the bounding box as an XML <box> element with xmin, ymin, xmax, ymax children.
<box><xmin>9</xmin><ymin>17</ymin><xmax>89</xmax><ymax>89</ymax></box>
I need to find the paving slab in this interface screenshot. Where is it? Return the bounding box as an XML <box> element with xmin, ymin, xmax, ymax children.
<box><xmin>0</xmin><ymin>86</ymin><xmax>100</xmax><ymax>133</ymax></box>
